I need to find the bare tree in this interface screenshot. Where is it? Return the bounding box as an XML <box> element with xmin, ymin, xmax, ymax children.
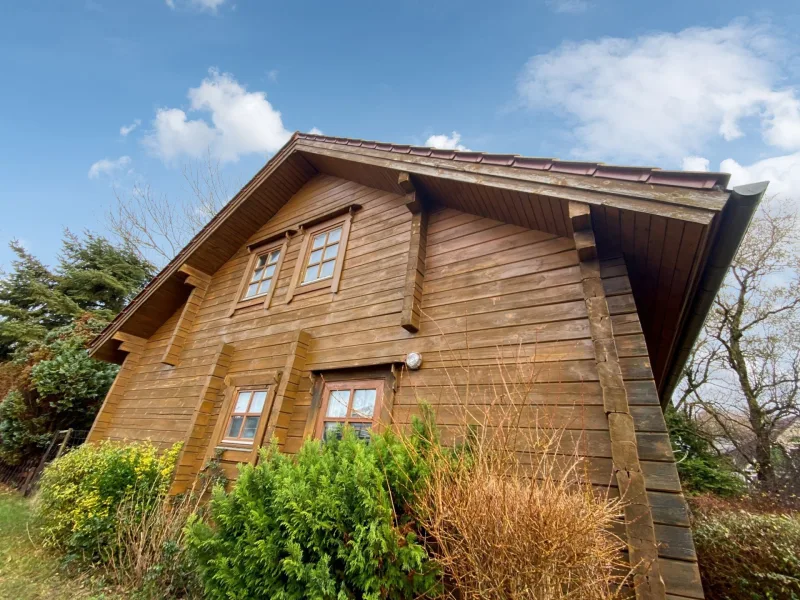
<box><xmin>675</xmin><ymin>200</ymin><xmax>800</xmax><ymax>491</ymax></box>
<box><xmin>107</xmin><ymin>151</ymin><xmax>234</xmax><ymax>267</ymax></box>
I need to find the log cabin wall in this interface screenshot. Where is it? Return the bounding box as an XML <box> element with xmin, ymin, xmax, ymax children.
<box><xmin>92</xmin><ymin>172</ymin><xmax>702</xmax><ymax>600</ymax></box>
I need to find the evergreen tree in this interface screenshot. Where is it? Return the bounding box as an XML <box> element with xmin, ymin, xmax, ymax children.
<box><xmin>0</xmin><ymin>232</ymin><xmax>155</xmax><ymax>463</ymax></box>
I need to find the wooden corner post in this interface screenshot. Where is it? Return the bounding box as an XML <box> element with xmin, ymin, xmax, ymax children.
<box><xmin>569</xmin><ymin>201</ymin><xmax>666</xmax><ymax>600</ymax></box>
<box><xmin>87</xmin><ymin>332</ymin><xmax>147</xmax><ymax>443</ymax></box>
<box><xmin>398</xmin><ymin>172</ymin><xmax>428</xmax><ymax>333</ymax></box>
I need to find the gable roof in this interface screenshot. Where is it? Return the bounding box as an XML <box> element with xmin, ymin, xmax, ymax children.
<box><xmin>90</xmin><ymin>132</ymin><xmax>767</xmax><ymax>404</ymax></box>
<box><xmin>295</xmin><ymin>132</ymin><xmax>731</xmax><ymax>191</ymax></box>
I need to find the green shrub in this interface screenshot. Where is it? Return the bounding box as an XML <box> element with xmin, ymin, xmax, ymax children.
<box><xmin>35</xmin><ymin>440</ymin><xmax>181</xmax><ymax>561</ymax></box>
<box><xmin>666</xmin><ymin>408</ymin><xmax>746</xmax><ymax>497</ymax></box>
<box><xmin>693</xmin><ymin>508</ymin><xmax>800</xmax><ymax>599</ymax></box>
<box><xmin>186</xmin><ymin>428</ymin><xmax>438</xmax><ymax>600</ymax></box>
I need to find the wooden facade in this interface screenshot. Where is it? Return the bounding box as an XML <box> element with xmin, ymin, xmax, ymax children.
<box><xmin>87</xmin><ymin>133</ymin><xmax>767</xmax><ymax>600</ymax></box>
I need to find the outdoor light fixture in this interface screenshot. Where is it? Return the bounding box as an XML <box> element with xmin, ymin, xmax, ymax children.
<box><xmin>405</xmin><ymin>352</ymin><xmax>423</xmax><ymax>370</ymax></box>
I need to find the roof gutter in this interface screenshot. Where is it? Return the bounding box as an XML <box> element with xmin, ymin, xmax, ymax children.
<box><xmin>660</xmin><ymin>181</ymin><xmax>768</xmax><ymax>407</ymax></box>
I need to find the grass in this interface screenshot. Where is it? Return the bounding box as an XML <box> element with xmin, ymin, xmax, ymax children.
<box><xmin>0</xmin><ymin>489</ymin><xmax>122</xmax><ymax>600</ymax></box>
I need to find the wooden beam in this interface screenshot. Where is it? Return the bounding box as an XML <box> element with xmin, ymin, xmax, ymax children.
<box><xmin>262</xmin><ymin>330</ymin><xmax>312</xmax><ymax>451</ymax></box>
<box><xmin>297</xmin><ymin>141</ymin><xmax>719</xmax><ymax>225</ymax></box>
<box><xmin>161</xmin><ymin>264</ymin><xmax>211</xmax><ymax>367</ymax></box>
<box><xmin>400</xmin><ymin>206</ymin><xmax>428</xmax><ymax>333</ymax></box>
<box><xmin>170</xmin><ymin>342</ymin><xmax>234</xmax><ymax>495</ymax></box>
<box><xmin>571</xmin><ymin>201</ymin><xmax>667</xmax><ymax>600</ymax></box>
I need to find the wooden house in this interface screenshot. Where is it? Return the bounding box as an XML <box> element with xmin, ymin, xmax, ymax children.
<box><xmin>86</xmin><ymin>132</ymin><xmax>767</xmax><ymax>600</ymax></box>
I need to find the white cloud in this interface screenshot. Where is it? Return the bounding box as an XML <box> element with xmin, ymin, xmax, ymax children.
<box><xmin>166</xmin><ymin>0</ymin><xmax>226</xmax><ymax>12</ymax></box>
<box><xmin>722</xmin><ymin>153</ymin><xmax>800</xmax><ymax>198</ymax></box>
<box><xmin>425</xmin><ymin>132</ymin><xmax>469</xmax><ymax>151</ymax></box>
<box><xmin>88</xmin><ymin>156</ymin><xmax>131</xmax><ymax>179</ymax></box>
<box><xmin>546</xmin><ymin>0</ymin><xmax>589</xmax><ymax>14</ymax></box>
<box><xmin>120</xmin><ymin>119</ymin><xmax>141</xmax><ymax>137</ymax></box>
<box><xmin>518</xmin><ymin>24</ymin><xmax>800</xmax><ymax>163</ymax></box>
<box><xmin>267</xmin><ymin>69</ymin><xmax>279</xmax><ymax>83</ymax></box>
<box><xmin>309</xmin><ymin>127</ymin><xmax>324</xmax><ymax>135</ymax></box>
<box><xmin>682</xmin><ymin>156</ymin><xmax>710</xmax><ymax>172</ymax></box>
<box><xmin>145</xmin><ymin>68</ymin><xmax>291</xmax><ymax>163</ymax></box>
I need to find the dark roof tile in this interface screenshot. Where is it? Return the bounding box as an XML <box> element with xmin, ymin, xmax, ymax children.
<box><xmin>294</xmin><ymin>132</ymin><xmax>731</xmax><ymax>190</ymax></box>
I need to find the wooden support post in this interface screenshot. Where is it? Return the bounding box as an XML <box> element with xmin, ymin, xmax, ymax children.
<box><xmin>87</xmin><ymin>332</ymin><xmax>147</xmax><ymax>444</ymax></box>
<box><xmin>262</xmin><ymin>330</ymin><xmax>311</xmax><ymax>451</ymax></box>
<box><xmin>161</xmin><ymin>264</ymin><xmax>212</xmax><ymax>367</ymax></box>
<box><xmin>170</xmin><ymin>342</ymin><xmax>235</xmax><ymax>495</ymax></box>
<box><xmin>398</xmin><ymin>172</ymin><xmax>428</xmax><ymax>333</ymax></box>
<box><xmin>569</xmin><ymin>200</ymin><xmax>666</xmax><ymax>600</ymax></box>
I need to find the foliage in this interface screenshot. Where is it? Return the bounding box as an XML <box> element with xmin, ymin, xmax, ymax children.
<box><xmin>186</xmin><ymin>428</ymin><xmax>438</xmax><ymax>600</ymax></box>
<box><xmin>0</xmin><ymin>232</ymin><xmax>153</xmax><ymax>463</ymax></box>
<box><xmin>35</xmin><ymin>440</ymin><xmax>181</xmax><ymax>562</ymax></box>
<box><xmin>666</xmin><ymin>408</ymin><xmax>746</xmax><ymax>497</ymax></box>
<box><xmin>0</xmin><ymin>315</ymin><xmax>118</xmax><ymax>464</ymax></box>
<box><xmin>692</xmin><ymin>503</ymin><xmax>800</xmax><ymax>600</ymax></box>
<box><xmin>403</xmin><ymin>407</ymin><xmax>627</xmax><ymax>599</ymax></box>
<box><xmin>674</xmin><ymin>200</ymin><xmax>800</xmax><ymax>493</ymax></box>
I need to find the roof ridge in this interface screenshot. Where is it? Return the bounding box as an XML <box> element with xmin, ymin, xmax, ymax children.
<box><xmin>296</xmin><ymin>132</ymin><xmax>731</xmax><ymax>191</ymax></box>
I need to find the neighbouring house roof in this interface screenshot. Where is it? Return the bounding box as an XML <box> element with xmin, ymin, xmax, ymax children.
<box><xmin>89</xmin><ymin>132</ymin><xmax>767</xmax><ymax>406</ymax></box>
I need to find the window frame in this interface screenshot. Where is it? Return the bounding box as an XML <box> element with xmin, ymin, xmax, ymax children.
<box><xmin>220</xmin><ymin>386</ymin><xmax>271</xmax><ymax>447</ymax></box>
<box><xmin>285</xmin><ymin>210</ymin><xmax>355</xmax><ymax>302</ymax></box>
<box><xmin>206</xmin><ymin>370</ymin><xmax>280</xmax><ymax>466</ymax></box>
<box><xmin>229</xmin><ymin>237</ymin><xmax>289</xmax><ymax>315</ymax></box>
<box><xmin>314</xmin><ymin>379</ymin><xmax>385</xmax><ymax>441</ymax></box>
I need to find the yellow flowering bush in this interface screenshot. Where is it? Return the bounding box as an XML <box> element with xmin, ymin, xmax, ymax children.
<box><xmin>35</xmin><ymin>440</ymin><xmax>181</xmax><ymax>561</ymax></box>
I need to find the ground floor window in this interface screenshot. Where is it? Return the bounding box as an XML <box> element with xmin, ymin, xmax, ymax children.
<box><xmin>315</xmin><ymin>379</ymin><xmax>383</xmax><ymax>441</ymax></box>
<box><xmin>222</xmin><ymin>388</ymin><xmax>269</xmax><ymax>446</ymax></box>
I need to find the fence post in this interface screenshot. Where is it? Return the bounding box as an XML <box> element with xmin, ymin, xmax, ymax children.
<box><xmin>23</xmin><ymin>431</ymin><xmax>60</xmax><ymax>497</ymax></box>
<box><xmin>54</xmin><ymin>429</ymin><xmax>73</xmax><ymax>460</ymax></box>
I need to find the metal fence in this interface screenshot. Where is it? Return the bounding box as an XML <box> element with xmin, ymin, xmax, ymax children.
<box><xmin>0</xmin><ymin>429</ymin><xmax>88</xmax><ymax>495</ymax></box>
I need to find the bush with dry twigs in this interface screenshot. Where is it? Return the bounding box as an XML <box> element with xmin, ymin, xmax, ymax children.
<box><xmin>393</xmin><ymin>343</ymin><xmax>631</xmax><ymax>599</ymax></box>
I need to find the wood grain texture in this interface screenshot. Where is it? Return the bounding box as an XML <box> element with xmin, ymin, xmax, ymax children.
<box><xmin>91</xmin><ymin>175</ymin><xmax>701</xmax><ymax>598</ymax></box>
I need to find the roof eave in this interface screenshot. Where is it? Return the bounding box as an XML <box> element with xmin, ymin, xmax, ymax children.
<box><xmin>659</xmin><ymin>181</ymin><xmax>768</xmax><ymax>406</ymax></box>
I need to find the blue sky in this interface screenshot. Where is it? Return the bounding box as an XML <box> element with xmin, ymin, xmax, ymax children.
<box><xmin>2</xmin><ymin>0</ymin><xmax>800</xmax><ymax>269</ymax></box>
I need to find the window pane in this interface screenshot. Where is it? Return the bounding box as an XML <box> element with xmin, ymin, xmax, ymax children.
<box><xmin>241</xmin><ymin>416</ymin><xmax>259</xmax><ymax>439</ymax></box>
<box><xmin>319</xmin><ymin>260</ymin><xmax>335</xmax><ymax>279</ymax></box>
<box><xmin>308</xmin><ymin>249</ymin><xmax>323</xmax><ymax>265</ymax></box>
<box><xmin>327</xmin><ymin>227</ymin><xmax>342</xmax><ymax>244</ymax></box>
<box><xmin>351</xmin><ymin>389</ymin><xmax>377</xmax><ymax>419</ymax></box>
<box><xmin>251</xmin><ymin>268</ymin><xmax>264</xmax><ymax>282</ymax></box>
<box><xmin>257</xmin><ymin>278</ymin><xmax>271</xmax><ymax>294</ymax></box>
<box><xmin>264</xmin><ymin>264</ymin><xmax>276</xmax><ymax>278</ymax></box>
<box><xmin>302</xmin><ymin>266</ymin><xmax>318</xmax><ymax>284</ymax></box>
<box><xmin>312</xmin><ymin>233</ymin><xmax>326</xmax><ymax>250</ymax></box>
<box><xmin>326</xmin><ymin>390</ymin><xmax>350</xmax><ymax>418</ymax></box>
<box><xmin>250</xmin><ymin>391</ymin><xmax>267</xmax><ymax>413</ymax></box>
<box><xmin>256</xmin><ymin>255</ymin><xmax>267</xmax><ymax>268</ymax></box>
<box><xmin>234</xmin><ymin>391</ymin><xmax>251</xmax><ymax>413</ymax></box>
<box><xmin>268</xmin><ymin>250</ymin><xmax>280</xmax><ymax>264</ymax></box>
<box><xmin>351</xmin><ymin>422</ymin><xmax>371</xmax><ymax>441</ymax></box>
<box><xmin>323</xmin><ymin>243</ymin><xmax>339</xmax><ymax>261</ymax></box>
<box><xmin>323</xmin><ymin>421</ymin><xmax>343</xmax><ymax>442</ymax></box>
<box><xmin>245</xmin><ymin>283</ymin><xmax>259</xmax><ymax>298</ymax></box>
<box><xmin>226</xmin><ymin>415</ymin><xmax>243</xmax><ymax>438</ymax></box>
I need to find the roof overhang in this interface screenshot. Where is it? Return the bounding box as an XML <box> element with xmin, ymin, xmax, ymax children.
<box><xmin>89</xmin><ymin>132</ymin><xmax>764</xmax><ymax>406</ymax></box>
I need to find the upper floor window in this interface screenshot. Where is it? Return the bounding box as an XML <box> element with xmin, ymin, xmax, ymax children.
<box><xmin>285</xmin><ymin>208</ymin><xmax>357</xmax><ymax>302</ymax></box>
<box><xmin>302</xmin><ymin>225</ymin><xmax>342</xmax><ymax>285</ymax></box>
<box><xmin>244</xmin><ymin>248</ymin><xmax>281</xmax><ymax>299</ymax></box>
<box><xmin>229</xmin><ymin>236</ymin><xmax>290</xmax><ymax>316</ymax></box>
<box><xmin>222</xmin><ymin>388</ymin><xmax>270</xmax><ymax>446</ymax></box>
